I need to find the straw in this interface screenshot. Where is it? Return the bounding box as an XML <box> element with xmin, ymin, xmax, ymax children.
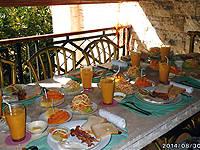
<box><xmin>113</xmin><ymin>65</ymin><xmax>120</xmax><ymax>82</ymax></box>
<box><xmin>141</xmin><ymin>69</ymin><xmax>143</xmax><ymax>78</ymax></box>
<box><xmin>165</xmin><ymin>56</ymin><xmax>169</xmax><ymax>64</ymax></box>
<box><xmin>44</xmin><ymin>88</ymin><xmax>48</xmax><ymax>102</ymax></box>
<box><xmin>3</xmin><ymin>100</ymin><xmax>12</xmax><ymax>115</ymax></box>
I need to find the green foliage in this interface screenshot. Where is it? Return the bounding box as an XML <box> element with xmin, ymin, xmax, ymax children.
<box><xmin>0</xmin><ymin>6</ymin><xmax>53</xmax><ymax>84</ymax></box>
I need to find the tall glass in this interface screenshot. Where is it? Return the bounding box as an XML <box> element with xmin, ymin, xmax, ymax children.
<box><xmin>130</xmin><ymin>51</ymin><xmax>141</xmax><ymax>67</ymax></box>
<box><xmin>4</xmin><ymin>103</ymin><xmax>26</xmax><ymax>142</ymax></box>
<box><xmin>100</xmin><ymin>76</ymin><xmax>115</xmax><ymax>105</ymax></box>
<box><xmin>159</xmin><ymin>60</ymin><xmax>171</xmax><ymax>84</ymax></box>
<box><xmin>80</xmin><ymin>66</ymin><xmax>93</xmax><ymax>89</ymax></box>
<box><xmin>160</xmin><ymin>46</ymin><xmax>170</xmax><ymax>60</ymax></box>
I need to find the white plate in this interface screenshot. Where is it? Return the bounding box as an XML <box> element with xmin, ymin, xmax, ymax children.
<box><xmin>0</xmin><ymin>116</ymin><xmax>31</xmax><ymax>133</ymax></box>
<box><xmin>186</xmin><ymin>72</ymin><xmax>200</xmax><ymax>82</ymax></box>
<box><xmin>169</xmin><ymin>73</ymin><xmax>176</xmax><ymax>79</ymax></box>
<box><xmin>34</xmin><ymin>95</ymin><xmax>65</xmax><ymax>108</ymax></box>
<box><xmin>66</xmin><ymin>102</ymin><xmax>98</xmax><ymax>115</ymax></box>
<box><xmin>39</xmin><ymin>109</ymin><xmax>72</xmax><ymax>126</ymax></box>
<box><xmin>47</xmin><ymin>120</ymin><xmax>111</xmax><ymax>150</ymax></box>
<box><xmin>130</xmin><ymin>79</ymin><xmax>156</xmax><ymax>91</ymax></box>
<box><xmin>135</xmin><ymin>89</ymin><xmax>182</xmax><ymax>105</ymax></box>
<box><xmin>58</xmin><ymin>86</ymin><xmax>84</xmax><ymax>96</ymax></box>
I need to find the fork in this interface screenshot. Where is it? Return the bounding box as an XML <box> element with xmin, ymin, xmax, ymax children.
<box><xmin>125</xmin><ymin>102</ymin><xmax>152</xmax><ymax>115</ymax></box>
<box><xmin>178</xmin><ymin>80</ymin><xmax>200</xmax><ymax>89</ymax></box>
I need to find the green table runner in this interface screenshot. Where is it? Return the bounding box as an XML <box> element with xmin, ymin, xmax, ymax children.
<box><xmin>121</xmin><ymin>95</ymin><xmax>194</xmax><ymax>117</ymax></box>
<box><xmin>25</xmin><ymin>127</ymin><xmax>128</xmax><ymax>150</ymax></box>
<box><xmin>176</xmin><ymin>74</ymin><xmax>200</xmax><ymax>90</ymax></box>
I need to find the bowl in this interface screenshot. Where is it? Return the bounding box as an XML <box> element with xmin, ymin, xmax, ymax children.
<box><xmin>27</xmin><ymin>121</ymin><xmax>48</xmax><ymax>134</ymax></box>
<box><xmin>113</xmin><ymin>92</ymin><xmax>126</xmax><ymax>101</ymax></box>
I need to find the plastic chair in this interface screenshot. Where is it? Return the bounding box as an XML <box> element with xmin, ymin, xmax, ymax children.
<box><xmin>0</xmin><ymin>58</ymin><xmax>16</xmax><ymax>88</ymax></box>
<box><xmin>27</xmin><ymin>46</ymin><xmax>76</xmax><ymax>82</ymax></box>
<box><xmin>82</xmin><ymin>39</ymin><xmax>118</xmax><ymax>65</ymax></box>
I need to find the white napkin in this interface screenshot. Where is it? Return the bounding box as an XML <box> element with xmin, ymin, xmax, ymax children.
<box><xmin>111</xmin><ymin>59</ymin><xmax>128</xmax><ymax>68</ymax></box>
<box><xmin>53</xmin><ymin>75</ymin><xmax>71</xmax><ymax>84</ymax></box>
<box><xmin>170</xmin><ymin>81</ymin><xmax>193</xmax><ymax>94</ymax></box>
<box><xmin>99</xmin><ymin>109</ymin><xmax>126</xmax><ymax>128</ymax></box>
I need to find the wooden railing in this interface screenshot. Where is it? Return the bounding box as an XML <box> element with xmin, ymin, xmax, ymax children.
<box><xmin>0</xmin><ymin>25</ymin><xmax>132</xmax><ymax>84</ymax></box>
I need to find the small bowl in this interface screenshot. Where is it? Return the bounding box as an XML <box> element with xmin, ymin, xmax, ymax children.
<box><xmin>113</xmin><ymin>92</ymin><xmax>126</xmax><ymax>101</ymax></box>
<box><xmin>137</xmin><ymin>88</ymin><xmax>149</xmax><ymax>97</ymax></box>
<box><xmin>27</xmin><ymin>121</ymin><xmax>48</xmax><ymax>134</ymax></box>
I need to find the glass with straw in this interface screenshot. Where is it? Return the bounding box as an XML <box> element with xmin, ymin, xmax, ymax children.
<box><xmin>160</xmin><ymin>45</ymin><xmax>170</xmax><ymax>61</ymax></box>
<box><xmin>4</xmin><ymin>102</ymin><xmax>26</xmax><ymax>142</ymax></box>
<box><xmin>158</xmin><ymin>56</ymin><xmax>171</xmax><ymax>84</ymax></box>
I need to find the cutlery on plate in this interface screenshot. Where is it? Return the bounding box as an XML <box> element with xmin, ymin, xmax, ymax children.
<box><xmin>125</xmin><ymin>102</ymin><xmax>152</xmax><ymax>115</ymax></box>
<box><xmin>120</xmin><ymin>103</ymin><xmax>151</xmax><ymax>116</ymax></box>
<box><xmin>177</xmin><ymin>81</ymin><xmax>200</xmax><ymax>89</ymax></box>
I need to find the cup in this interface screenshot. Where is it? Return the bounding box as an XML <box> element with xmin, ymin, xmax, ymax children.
<box><xmin>80</xmin><ymin>66</ymin><xmax>93</xmax><ymax>89</ymax></box>
<box><xmin>4</xmin><ymin>103</ymin><xmax>26</xmax><ymax>142</ymax></box>
<box><xmin>100</xmin><ymin>76</ymin><xmax>115</xmax><ymax>105</ymax></box>
<box><xmin>159</xmin><ymin>60</ymin><xmax>171</xmax><ymax>84</ymax></box>
<box><xmin>130</xmin><ymin>51</ymin><xmax>141</xmax><ymax>67</ymax></box>
<box><xmin>160</xmin><ymin>46</ymin><xmax>170</xmax><ymax>60</ymax></box>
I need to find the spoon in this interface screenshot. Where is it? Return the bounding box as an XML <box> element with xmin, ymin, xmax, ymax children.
<box><xmin>113</xmin><ymin>65</ymin><xmax>120</xmax><ymax>82</ymax></box>
<box><xmin>44</xmin><ymin>88</ymin><xmax>48</xmax><ymax>102</ymax></box>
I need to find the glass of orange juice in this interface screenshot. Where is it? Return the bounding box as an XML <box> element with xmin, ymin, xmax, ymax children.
<box><xmin>160</xmin><ymin>46</ymin><xmax>170</xmax><ymax>60</ymax></box>
<box><xmin>159</xmin><ymin>60</ymin><xmax>171</xmax><ymax>84</ymax></box>
<box><xmin>100</xmin><ymin>76</ymin><xmax>115</xmax><ymax>105</ymax></box>
<box><xmin>4</xmin><ymin>103</ymin><xmax>26</xmax><ymax>142</ymax></box>
<box><xmin>80</xmin><ymin>66</ymin><xmax>93</xmax><ymax>89</ymax></box>
<box><xmin>0</xmin><ymin>91</ymin><xmax>2</xmax><ymax>116</ymax></box>
<box><xmin>130</xmin><ymin>51</ymin><xmax>141</xmax><ymax>67</ymax></box>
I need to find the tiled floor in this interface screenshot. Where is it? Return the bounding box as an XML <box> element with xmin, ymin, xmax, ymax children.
<box><xmin>141</xmin><ymin>133</ymin><xmax>191</xmax><ymax>150</ymax></box>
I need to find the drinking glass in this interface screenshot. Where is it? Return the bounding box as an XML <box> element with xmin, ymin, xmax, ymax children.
<box><xmin>0</xmin><ymin>91</ymin><xmax>2</xmax><ymax>116</ymax></box>
<box><xmin>80</xmin><ymin>66</ymin><xmax>93</xmax><ymax>89</ymax></box>
<box><xmin>159</xmin><ymin>60</ymin><xmax>171</xmax><ymax>84</ymax></box>
<box><xmin>4</xmin><ymin>103</ymin><xmax>26</xmax><ymax>142</ymax></box>
<box><xmin>100</xmin><ymin>76</ymin><xmax>115</xmax><ymax>105</ymax></box>
<box><xmin>130</xmin><ymin>51</ymin><xmax>141</xmax><ymax>67</ymax></box>
<box><xmin>160</xmin><ymin>46</ymin><xmax>170</xmax><ymax>61</ymax></box>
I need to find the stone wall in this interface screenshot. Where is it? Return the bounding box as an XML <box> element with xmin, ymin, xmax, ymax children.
<box><xmin>138</xmin><ymin>0</ymin><xmax>200</xmax><ymax>54</ymax></box>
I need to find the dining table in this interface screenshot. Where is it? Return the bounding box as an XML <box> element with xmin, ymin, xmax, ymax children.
<box><xmin>0</xmin><ymin>62</ymin><xmax>200</xmax><ymax>150</ymax></box>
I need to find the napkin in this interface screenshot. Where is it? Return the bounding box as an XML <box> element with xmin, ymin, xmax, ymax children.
<box><xmin>111</xmin><ymin>59</ymin><xmax>128</xmax><ymax>68</ymax></box>
<box><xmin>99</xmin><ymin>109</ymin><xmax>126</xmax><ymax>128</ymax></box>
<box><xmin>170</xmin><ymin>81</ymin><xmax>193</xmax><ymax>94</ymax></box>
<box><xmin>53</xmin><ymin>75</ymin><xmax>71</xmax><ymax>84</ymax></box>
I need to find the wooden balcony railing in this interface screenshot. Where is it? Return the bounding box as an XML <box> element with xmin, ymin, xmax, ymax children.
<box><xmin>0</xmin><ymin>25</ymin><xmax>132</xmax><ymax>84</ymax></box>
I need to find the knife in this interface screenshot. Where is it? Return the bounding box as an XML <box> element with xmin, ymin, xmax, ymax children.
<box><xmin>120</xmin><ymin>103</ymin><xmax>151</xmax><ymax>116</ymax></box>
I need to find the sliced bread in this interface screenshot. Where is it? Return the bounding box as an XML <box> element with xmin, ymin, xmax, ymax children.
<box><xmin>91</xmin><ymin>122</ymin><xmax>118</xmax><ymax>139</ymax></box>
<box><xmin>25</xmin><ymin>83</ymin><xmax>42</xmax><ymax>99</ymax></box>
<box><xmin>168</xmin><ymin>86</ymin><xmax>186</xmax><ymax>98</ymax></box>
<box><xmin>153</xmin><ymin>84</ymin><xmax>173</xmax><ymax>94</ymax></box>
<box><xmin>81</xmin><ymin>115</ymin><xmax>107</xmax><ymax>134</ymax></box>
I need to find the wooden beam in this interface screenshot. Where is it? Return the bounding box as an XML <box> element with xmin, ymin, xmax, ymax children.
<box><xmin>0</xmin><ymin>0</ymin><xmax>139</xmax><ymax>7</ymax></box>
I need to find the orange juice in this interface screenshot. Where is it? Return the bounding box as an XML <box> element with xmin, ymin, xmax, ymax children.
<box><xmin>130</xmin><ymin>51</ymin><xmax>141</xmax><ymax>67</ymax></box>
<box><xmin>100</xmin><ymin>77</ymin><xmax>115</xmax><ymax>105</ymax></box>
<box><xmin>80</xmin><ymin>66</ymin><xmax>93</xmax><ymax>89</ymax></box>
<box><xmin>160</xmin><ymin>46</ymin><xmax>170</xmax><ymax>60</ymax></box>
<box><xmin>4</xmin><ymin>103</ymin><xmax>26</xmax><ymax>142</ymax></box>
<box><xmin>159</xmin><ymin>61</ymin><xmax>171</xmax><ymax>83</ymax></box>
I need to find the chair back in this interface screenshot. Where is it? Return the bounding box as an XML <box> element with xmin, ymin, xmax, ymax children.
<box><xmin>0</xmin><ymin>58</ymin><xmax>16</xmax><ymax>88</ymax></box>
<box><xmin>82</xmin><ymin>39</ymin><xmax>118</xmax><ymax>65</ymax></box>
<box><xmin>27</xmin><ymin>46</ymin><xmax>76</xmax><ymax>82</ymax></box>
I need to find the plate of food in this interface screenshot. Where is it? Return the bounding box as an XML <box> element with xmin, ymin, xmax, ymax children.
<box><xmin>186</xmin><ymin>72</ymin><xmax>200</xmax><ymax>82</ymax></box>
<box><xmin>148</xmin><ymin>47</ymin><xmax>161</xmax><ymax>58</ymax></box>
<box><xmin>39</xmin><ymin>108</ymin><xmax>72</xmax><ymax>126</ymax></box>
<box><xmin>66</xmin><ymin>94</ymin><xmax>97</xmax><ymax>115</ymax></box>
<box><xmin>34</xmin><ymin>91</ymin><xmax>65</xmax><ymax>107</ymax></box>
<box><xmin>135</xmin><ymin>84</ymin><xmax>184</xmax><ymax>105</ymax></box>
<box><xmin>2</xmin><ymin>83</ymin><xmax>42</xmax><ymax>102</ymax></box>
<box><xmin>123</xmin><ymin>66</ymin><xmax>141</xmax><ymax>78</ymax></box>
<box><xmin>130</xmin><ymin>77</ymin><xmax>156</xmax><ymax>91</ymax></box>
<box><xmin>59</xmin><ymin>80</ymin><xmax>84</xmax><ymax>96</ymax></box>
<box><xmin>68</xmin><ymin>67</ymin><xmax>108</xmax><ymax>79</ymax></box>
<box><xmin>47</xmin><ymin>119</ymin><xmax>112</xmax><ymax>150</ymax></box>
<box><xmin>149</xmin><ymin>60</ymin><xmax>159</xmax><ymax>70</ymax></box>
<box><xmin>115</xmin><ymin>78</ymin><xmax>137</xmax><ymax>94</ymax></box>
